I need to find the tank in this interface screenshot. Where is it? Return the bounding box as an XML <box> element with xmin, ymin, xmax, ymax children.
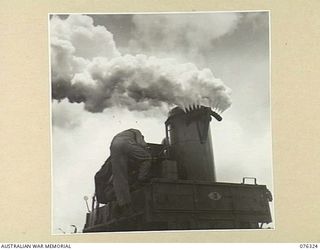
<box><xmin>165</xmin><ymin>106</ymin><xmax>221</xmax><ymax>181</ymax></box>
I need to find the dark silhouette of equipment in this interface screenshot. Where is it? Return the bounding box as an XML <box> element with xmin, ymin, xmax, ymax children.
<box><xmin>70</xmin><ymin>225</ymin><xmax>77</xmax><ymax>234</ymax></box>
<box><xmin>165</xmin><ymin>106</ymin><xmax>218</xmax><ymax>181</ymax></box>
<box><xmin>83</xmin><ymin>196</ymin><xmax>90</xmax><ymax>212</ymax></box>
<box><xmin>83</xmin><ymin>106</ymin><xmax>272</xmax><ymax>232</ymax></box>
<box><xmin>58</xmin><ymin>228</ymin><xmax>66</xmax><ymax>234</ymax></box>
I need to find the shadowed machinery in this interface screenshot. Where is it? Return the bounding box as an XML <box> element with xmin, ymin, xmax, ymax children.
<box><xmin>83</xmin><ymin>106</ymin><xmax>273</xmax><ymax>232</ymax></box>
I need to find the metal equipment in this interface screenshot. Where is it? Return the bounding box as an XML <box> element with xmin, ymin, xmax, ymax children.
<box><xmin>165</xmin><ymin>106</ymin><xmax>221</xmax><ymax>181</ymax></box>
<box><xmin>83</xmin><ymin>106</ymin><xmax>273</xmax><ymax>232</ymax></box>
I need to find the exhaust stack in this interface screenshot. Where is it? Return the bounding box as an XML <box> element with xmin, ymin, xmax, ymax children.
<box><xmin>165</xmin><ymin>106</ymin><xmax>222</xmax><ymax>181</ymax></box>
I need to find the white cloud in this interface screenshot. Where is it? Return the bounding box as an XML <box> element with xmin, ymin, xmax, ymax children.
<box><xmin>129</xmin><ymin>13</ymin><xmax>241</xmax><ymax>58</ymax></box>
<box><xmin>51</xmin><ymin>15</ymin><xmax>120</xmax><ymax>61</ymax></box>
<box><xmin>50</xmin><ymin>15</ymin><xmax>232</xmax><ymax>114</ymax></box>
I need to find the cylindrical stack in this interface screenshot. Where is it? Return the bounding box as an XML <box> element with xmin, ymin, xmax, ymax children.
<box><xmin>165</xmin><ymin>106</ymin><xmax>220</xmax><ymax>182</ymax></box>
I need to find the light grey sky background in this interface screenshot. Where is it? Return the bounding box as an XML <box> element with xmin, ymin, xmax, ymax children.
<box><xmin>51</xmin><ymin>12</ymin><xmax>272</xmax><ymax>234</ymax></box>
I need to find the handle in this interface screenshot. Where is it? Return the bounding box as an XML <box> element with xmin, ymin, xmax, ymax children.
<box><xmin>210</xmin><ymin>110</ymin><xmax>222</xmax><ymax>121</ymax></box>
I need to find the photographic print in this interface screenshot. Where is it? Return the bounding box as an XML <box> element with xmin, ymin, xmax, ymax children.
<box><xmin>50</xmin><ymin>12</ymin><xmax>273</xmax><ymax>234</ymax></box>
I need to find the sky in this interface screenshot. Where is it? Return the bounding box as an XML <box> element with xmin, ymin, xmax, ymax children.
<box><xmin>50</xmin><ymin>12</ymin><xmax>273</xmax><ymax>234</ymax></box>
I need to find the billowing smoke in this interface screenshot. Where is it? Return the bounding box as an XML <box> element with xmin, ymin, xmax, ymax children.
<box><xmin>51</xmin><ymin>14</ymin><xmax>232</xmax><ymax>114</ymax></box>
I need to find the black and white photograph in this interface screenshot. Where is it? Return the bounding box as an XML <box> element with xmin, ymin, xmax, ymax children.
<box><xmin>50</xmin><ymin>11</ymin><xmax>273</xmax><ymax>234</ymax></box>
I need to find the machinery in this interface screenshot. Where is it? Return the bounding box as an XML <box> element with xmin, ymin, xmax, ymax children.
<box><xmin>83</xmin><ymin>106</ymin><xmax>273</xmax><ymax>232</ymax></box>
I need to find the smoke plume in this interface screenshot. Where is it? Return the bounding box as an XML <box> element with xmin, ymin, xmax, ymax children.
<box><xmin>51</xmin><ymin>14</ymin><xmax>232</xmax><ymax>114</ymax></box>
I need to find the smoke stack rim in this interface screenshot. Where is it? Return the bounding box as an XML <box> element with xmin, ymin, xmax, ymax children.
<box><xmin>166</xmin><ymin>105</ymin><xmax>222</xmax><ymax>123</ymax></box>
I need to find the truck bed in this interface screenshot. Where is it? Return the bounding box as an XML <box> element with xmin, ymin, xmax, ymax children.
<box><xmin>83</xmin><ymin>178</ymin><xmax>272</xmax><ymax>232</ymax></box>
